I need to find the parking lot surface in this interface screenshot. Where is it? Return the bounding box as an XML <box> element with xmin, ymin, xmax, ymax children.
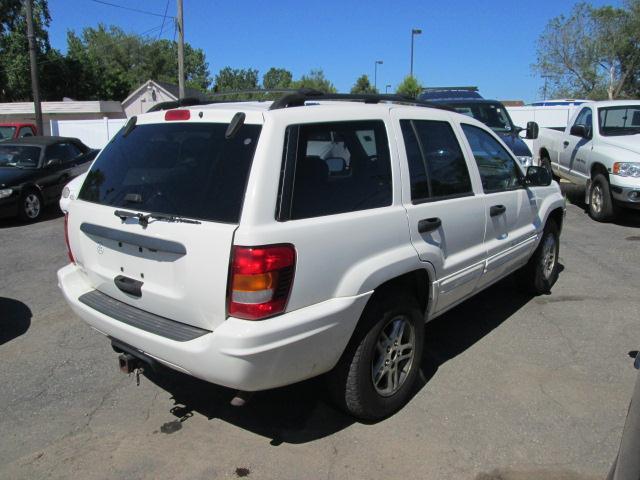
<box><xmin>1</xmin><ymin>184</ymin><xmax>639</xmax><ymax>480</ymax></box>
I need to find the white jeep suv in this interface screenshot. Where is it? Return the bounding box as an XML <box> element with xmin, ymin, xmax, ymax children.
<box><xmin>58</xmin><ymin>91</ymin><xmax>565</xmax><ymax>420</ymax></box>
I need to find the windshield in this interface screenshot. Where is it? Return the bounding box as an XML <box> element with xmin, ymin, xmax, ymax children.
<box><xmin>450</xmin><ymin>103</ymin><xmax>514</xmax><ymax>133</ymax></box>
<box><xmin>0</xmin><ymin>145</ymin><xmax>41</xmax><ymax>168</ymax></box>
<box><xmin>78</xmin><ymin>121</ymin><xmax>262</xmax><ymax>223</ymax></box>
<box><xmin>598</xmin><ymin>106</ymin><xmax>640</xmax><ymax>136</ymax></box>
<box><xmin>0</xmin><ymin>126</ymin><xmax>16</xmax><ymax>140</ymax></box>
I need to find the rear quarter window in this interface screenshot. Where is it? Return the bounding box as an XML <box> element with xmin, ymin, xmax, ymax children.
<box><xmin>277</xmin><ymin>120</ymin><xmax>392</xmax><ymax>220</ymax></box>
<box><xmin>79</xmin><ymin>122</ymin><xmax>262</xmax><ymax>223</ymax></box>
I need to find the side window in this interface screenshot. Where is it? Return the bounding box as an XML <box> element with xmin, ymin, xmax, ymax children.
<box><xmin>573</xmin><ymin>107</ymin><xmax>593</xmax><ymax>135</ymax></box>
<box><xmin>461</xmin><ymin>124</ymin><xmax>522</xmax><ymax>193</ymax></box>
<box><xmin>18</xmin><ymin>127</ymin><xmax>34</xmax><ymax>138</ymax></box>
<box><xmin>283</xmin><ymin>121</ymin><xmax>392</xmax><ymax>220</ymax></box>
<box><xmin>400</xmin><ymin>120</ymin><xmax>473</xmax><ymax>202</ymax></box>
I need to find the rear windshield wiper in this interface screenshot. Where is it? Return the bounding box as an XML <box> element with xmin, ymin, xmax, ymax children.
<box><xmin>114</xmin><ymin>209</ymin><xmax>201</xmax><ymax>228</ymax></box>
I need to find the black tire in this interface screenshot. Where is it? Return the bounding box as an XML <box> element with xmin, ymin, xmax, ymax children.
<box><xmin>588</xmin><ymin>174</ymin><xmax>619</xmax><ymax>222</ymax></box>
<box><xmin>326</xmin><ymin>292</ymin><xmax>424</xmax><ymax>421</ymax></box>
<box><xmin>17</xmin><ymin>189</ymin><xmax>43</xmax><ymax>222</ymax></box>
<box><xmin>516</xmin><ymin>220</ymin><xmax>560</xmax><ymax>295</ymax></box>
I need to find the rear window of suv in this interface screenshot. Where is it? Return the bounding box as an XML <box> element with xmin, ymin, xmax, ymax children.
<box><xmin>78</xmin><ymin>122</ymin><xmax>261</xmax><ymax>223</ymax></box>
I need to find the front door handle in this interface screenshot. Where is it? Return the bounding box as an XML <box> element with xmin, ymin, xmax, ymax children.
<box><xmin>490</xmin><ymin>205</ymin><xmax>506</xmax><ymax>217</ymax></box>
<box><xmin>418</xmin><ymin>217</ymin><xmax>441</xmax><ymax>233</ymax></box>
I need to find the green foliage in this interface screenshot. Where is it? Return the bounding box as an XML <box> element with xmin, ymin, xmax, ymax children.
<box><xmin>350</xmin><ymin>74</ymin><xmax>377</xmax><ymax>94</ymax></box>
<box><xmin>396</xmin><ymin>76</ymin><xmax>422</xmax><ymax>99</ymax></box>
<box><xmin>65</xmin><ymin>25</ymin><xmax>211</xmax><ymax>101</ymax></box>
<box><xmin>0</xmin><ymin>0</ymin><xmax>58</xmax><ymax>101</ymax></box>
<box><xmin>262</xmin><ymin>67</ymin><xmax>293</xmax><ymax>90</ymax></box>
<box><xmin>213</xmin><ymin>67</ymin><xmax>259</xmax><ymax>92</ymax></box>
<box><xmin>291</xmin><ymin>69</ymin><xmax>337</xmax><ymax>93</ymax></box>
<box><xmin>534</xmin><ymin>1</ymin><xmax>640</xmax><ymax>100</ymax></box>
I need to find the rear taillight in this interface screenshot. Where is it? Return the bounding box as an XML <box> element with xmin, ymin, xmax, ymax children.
<box><xmin>64</xmin><ymin>213</ymin><xmax>75</xmax><ymax>264</ymax></box>
<box><xmin>228</xmin><ymin>244</ymin><xmax>296</xmax><ymax>320</ymax></box>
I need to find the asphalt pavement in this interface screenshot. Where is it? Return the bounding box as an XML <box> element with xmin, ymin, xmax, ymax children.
<box><xmin>1</xmin><ymin>184</ymin><xmax>639</xmax><ymax>480</ymax></box>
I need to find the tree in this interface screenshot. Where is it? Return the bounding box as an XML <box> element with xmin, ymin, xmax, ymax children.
<box><xmin>262</xmin><ymin>67</ymin><xmax>292</xmax><ymax>90</ymax></box>
<box><xmin>350</xmin><ymin>74</ymin><xmax>377</xmax><ymax>94</ymax></box>
<box><xmin>396</xmin><ymin>76</ymin><xmax>422</xmax><ymax>98</ymax></box>
<box><xmin>291</xmin><ymin>69</ymin><xmax>337</xmax><ymax>93</ymax></box>
<box><xmin>65</xmin><ymin>24</ymin><xmax>212</xmax><ymax>100</ymax></box>
<box><xmin>0</xmin><ymin>0</ymin><xmax>66</xmax><ymax>101</ymax></box>
<box><xmin>534</xmin><ymin>1</ymin><xmax>640</xmax><ymax>100</ymax></box>
<box><xmin>214</xmin><ymin>67</ymin><xmax>259</xmax><ymax>92</ymax></box>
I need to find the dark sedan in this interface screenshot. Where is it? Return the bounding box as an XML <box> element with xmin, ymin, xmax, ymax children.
<box><xmin>0</xmin><ymin>136</ymin><xmax>98</xmax><ymax>222</ymax></box>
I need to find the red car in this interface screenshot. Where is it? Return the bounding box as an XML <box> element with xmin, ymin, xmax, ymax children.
<box><xmin>0</xmin><ymin>123</ymin><xmax>38</xmax><ymax>141</ymax></box>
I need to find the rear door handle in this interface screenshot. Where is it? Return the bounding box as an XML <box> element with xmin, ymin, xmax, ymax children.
<box><xmin>418</xmin><ymin>217</ymin><xmax>441</xmax><ymax>233</ymax></box>
<box><xmin>490</xmin><ymin>205</ymin><xmax>506</xmax><ymax>217</ymax></box>
<box><xmin>114</xmin><ymin>275</ymin><xmax>143</xmax><ymax>297</ymax></box>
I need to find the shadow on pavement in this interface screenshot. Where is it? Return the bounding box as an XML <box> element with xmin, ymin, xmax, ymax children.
<box><xmin>561</xmin><ymin>183</ymin><xmax>640</xmax><ymax>228</ymax></box>
<box><xmin>416</xmin><ymin>276</ymin><xmax>534</xmax><ymax>388</ymax></box>
<box><xmin>0</xmin><ymin>297</ymin><xmax>32</xmax><ymax>345</ymax></box>
<box><xmin>146</xmin><ymin>276</ymin><xmax>535</xmax><ymax>444</ymax></box>
<box><xmin>0</xmin><ymin>205</ymin><xmax>64</xmax><ymax>229</ymax></box>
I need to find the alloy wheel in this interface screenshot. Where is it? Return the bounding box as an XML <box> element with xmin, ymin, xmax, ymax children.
<box><xmin>371</xmin><ymin>315</ymin><xmax>416</xmax><ymax>397</ymax></box>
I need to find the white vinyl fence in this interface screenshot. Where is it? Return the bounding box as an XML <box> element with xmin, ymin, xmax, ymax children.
<box><xmin>50</xmin><ymin>117</ymin><xmax>127</xmax><ymax>149</ymax></box>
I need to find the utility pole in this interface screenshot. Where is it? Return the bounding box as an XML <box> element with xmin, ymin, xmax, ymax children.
<box><xmin>25</xmin><ymin>0</ymin><xmax>43</xmax><ymax>134</ymax></box>
<box><xmin>176</xmin><ymin>0</ymin><xmax>185</xmax><ymax>99</ymax></box>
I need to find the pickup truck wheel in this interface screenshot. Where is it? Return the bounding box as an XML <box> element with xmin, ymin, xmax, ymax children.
<box><xmin>589</xmin><ymin>174</ymin><xmax>618</xmax><ymax>222</ymax></box>
<box><xmin>517</xmin><ymin>220</ymin><xmax>560</xmax><ymax>295</ymax></box>
<box><xmin>18</xmin><ymin>189</ymin><xmax>43</xmax><ymax>222</ymax></box>
<box><xmin>326</xmin><ymin>292</ymin><xmax>424</xmax><ymax>421</ymax></box>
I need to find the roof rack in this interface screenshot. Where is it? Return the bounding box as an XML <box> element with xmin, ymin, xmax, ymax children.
<box><xmin>269</xmin><ymin>89</ymin><xmax>454</xmax><ymax>111</ymax></box>
<box><xmin>146</xmin><ymin>89</ymin><xmax>454</xmax><ymax>113</ymax></box>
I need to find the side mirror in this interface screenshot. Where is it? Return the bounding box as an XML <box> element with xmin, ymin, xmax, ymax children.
<box><xmin>525</xmin><ymin>121</ymin><xmax>539</xmax><ymax>140</ymax></box>
<box><xmin>524</xmin><ymin>165</ymin><xmax>552</xmax><ymax>187</ymax></box>
<box><xmin>46</xmin><ymin>158</ymin><xmax>62</xmax><ymax>167</ymax></box>
<box><xmin>570</xmin><ymin>124</ymin><xmax>588</xmax><ymax>138</ymax></box>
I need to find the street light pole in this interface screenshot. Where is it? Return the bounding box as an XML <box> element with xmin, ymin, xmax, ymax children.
<box><xmin>410</xmin><ymin>28</ymin><xmax>422</xmax><ymax>78</ymax></box>
<box><xmin>374</xmin><ymin>60</ymin><xmax>383</xmax><ymax>91</ymax></box>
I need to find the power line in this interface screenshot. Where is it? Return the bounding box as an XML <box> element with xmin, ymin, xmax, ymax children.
<box><xmin>158</xmin><ymin>0</ymin><xmax>171</xmax><ymax>39</ymax></box>
<box><xmin>90</xmin><ymin>0</ymin><xmax>175</xmax><ymax>19</ymax></box>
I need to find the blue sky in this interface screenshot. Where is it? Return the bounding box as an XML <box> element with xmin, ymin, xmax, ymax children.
<box><xmin>48</xmin><ymin>0</ymin><xmax>622</xmax><ymax>103</ymax></box>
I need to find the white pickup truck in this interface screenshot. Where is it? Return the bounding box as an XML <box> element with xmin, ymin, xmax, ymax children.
<box><xmin>534</xmin><ymin>100</ymin><xmax>640</xmax><ymax>221</ymax></box>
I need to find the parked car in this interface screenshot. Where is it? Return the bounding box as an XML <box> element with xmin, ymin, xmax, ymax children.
<box><xmin>0</xmin><ymin>122</ymin><xmax>37</xmax><ymax>140</ymax></box>
<box><xmin>57</xmin><ymin>92</ymin><xmax>565</xmax><ymax>420</ymax></box>
<box><xmin>419</xmin><ymin>87</ymin><xmax>539</xmax><ymax>167</ymax></box>
<box><xmin>0</xmin><ymin>136</ymin><xmax>97</xmax><ymax>222</ymax></box>
<box><xmin>534</xmin><ymin>100</ymin><xmax>640</xmax><ymax>222</ymax></box>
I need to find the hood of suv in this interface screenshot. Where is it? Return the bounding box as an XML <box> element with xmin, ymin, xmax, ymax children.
<box><xmin>498</xmin><ymin>132</ymin><xmax>532</xmax><ymax>157</ymax></box>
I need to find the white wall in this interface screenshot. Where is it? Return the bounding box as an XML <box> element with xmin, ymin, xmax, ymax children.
<box><xmin>50</xmin><ymin>117</ymin><xmax>127</xmax><ymax>149</ymax></box>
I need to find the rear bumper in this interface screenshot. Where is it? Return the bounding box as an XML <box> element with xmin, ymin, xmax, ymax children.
<box><xmin>57</xmin><ymin>263</ymin><xmax>371</xmax><ymax>391</ymax></box>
